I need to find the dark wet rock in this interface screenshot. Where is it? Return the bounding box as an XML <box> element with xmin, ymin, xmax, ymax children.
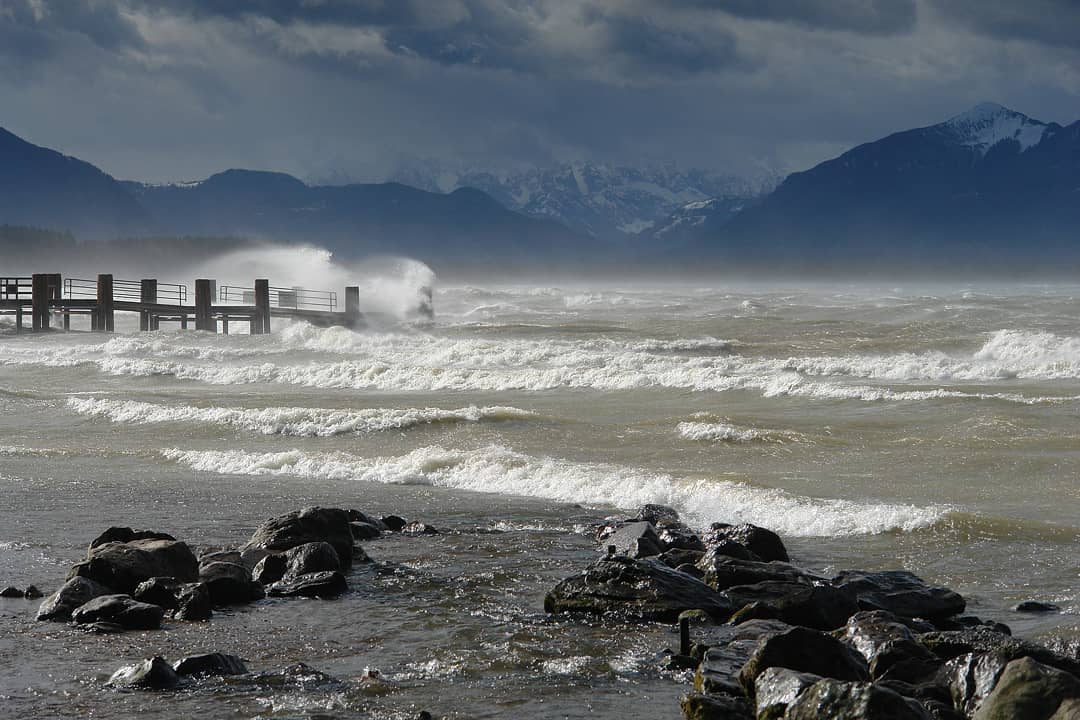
<box><xmin>71</xmin><ymin>594</ymin><xmax>164</xmax><ymax>630</ymax></box>
<box><xmin>834</xmin><ymin>570</ymin><xmax>965</xmax><ymax>620</ymax></box>
<box><xmin>755</xmin><ymin>667</ymin><xmax>823</xmax><ymax>720</ymax></box>
<box><xmin>693</xmin><ymin>620</ymin><xmax>793</xmax><ymax>696</ymax></box>
<box><xmin>677</xmin><ymin>563</ymin><xmax>706</xmax><ymax>581</ymax></box>
<box><xmin>702</xmin><ymin>538</ymin><xmax>761</xmax><ymax>562</ymax></box>
<box><xmin>238</xmin><ymin>547</ymin><xmax>270</xmax><ymax>571</ymax></box>
<box><xmin>544</xmin><ymin>555</ymin><xmax>733</xmax><ymax>623</ymax></box>
<box><xmin>1013</xmin><ymin>601</ymin><xmax>1061</xmax><ymax>614</ymax></box>
<box><xmin>919</xmin><ymin>627</ymin><xmax>1080</xmax><ymax>678</ymax></box>
<box><xmin>71</xmin><ymin>539</ymin><xmax>199</xmax><ymax>594</ymax></box>
<box><xmin>605</xmin><ymin>521</ymin><xmax>663</xmax><ymax>558</ymax></box>
<box><xmin>199</xmin><ymin>562</ymin><xmax>264</xmax><ymax>606</ymax></box>
<box><xmin>108</xmin><ymin>656</ymin><xmax>181</xmax><ymax>690</ymax></box>
<box><xmin>380</xmin><ymin>515</ymin><xmax>407</xmax><ymax>532</ymax></box>
<box><xmin>660</xmin><ymin>548</ymin><xmax>706</xmax><ymax>569</ymax></box>
<box><xmin>90</xmin><ymin>527</ymin><xmax>176</xmax><ymax>549</ymax></box>
<box><xmin>133</xmin><ymin>577</ymin><xmax>181</xmax><ymax>609</ymax></box>
<box><xmin>402</xmin><ymin>521</ymin><xmax>439</xmax><ymax>536</ymax></box>
<box><xmin>703</xmin><ymin>523</ymin><xmax>789</xmax><ymax>563</ymax></box>
<box><xmin>723</xmin><ymin>580</ymin><xmax>859</xmax><ymax>631</ymax></box>
<box><xmin>243</xmin><ymin>507</ymin><xmax>355</xmax><ymax>570</ymax></box>
<box><xmin>173</xmin><ymin>653</ymin><xmax>248</xmax><ymax>677</ymax></box>
<box><xmin>738</xmin><ymin>626</ymin><xmax>870</xmax><ymax>697</ymax></box>
<box><xmin>784</xmin><ymin>678</ymin><xmax>932</xmax><ymax>719</ymax></box>
<box><xmin>36</xmin><ymin>576</ymin><xmax>114</xmax><ymax>621</ymax></box>
<box><xmin>697</xmin><ymin>553</ymin><xmax>822</xmax><ymax>591</ymax></box>
<box><xmin>595</xmin><ymin>517</ymin><xmax>627</xmax><ymax>543</ymax></box>
<box><xmin>250</xmin><ymin>662</ymin><xmax>343</xmax><ymax>691</ymax></box>
<box><xmin>0</xmin><ymin>586</ymin><xmax>22</xmax><ymax>598</ymax></box>
<box><xmin>971</xmin><ymin>656</ymin><xmax>1080</xmax><ymax>720</ymax></box>
<box><xmin>659</xmin><ymin>649</ymin><xmax>700</xmax><ymax>672</ymax></box>
<box><xmin>875</xmin><ymin>680</ymin><xmax>959</xmax><ymax>720</ymax></box>
<box><xmin>637</xmin><ymin>504</ymin><xmax>682</xmax><ymax>525</ymax></box>
<box><xmin>841</xmin><ymin>611</ymin><xmax>944</xmax><ymax>683</ymax></box>
<box><xmin>942</xmin><ymin>651</ymin><xmax>1012</xmax><ymax>717</ymax></box>
<box><xmin>283</xmin><ymin>542</ymin><xmax>343</xmax><ymax>576</ymax></box>
<box><xmin>350</xmin><ymin>521</ymin><xmax>382</xmax><ymax>541</ymax></box>
<box><xmin>931</xmin><ymin>615</ymin><xmax>1011</xmax><ymax>636</ymax></box>
<box><xmin>657</xmin><ymin>524</ymin><xmax>707</xmax><ymax>553</ymax></box>
<box><xmin>23</xmin><ymin>585</ymin><xmax>42</xmax><ymax>599</ymax></box>
<box><xmin>173</xmin><ymin>582</ymin><xmax>212</xmax><ymax>621</ymax></box>
<box><xmin>679</xmin><ymin>692</ymin><xmax>754</xmax><ymax>719</ymax></box>
<box><xmin>252</xmin><ymin>553</ymin><xmax>287</xmax><ymax>585</ymax></box>
<box><xmin>198</xmin><ymin>550</ymin><xmax>243</xmax><ymax>567</ymax></box>
<box><xmin>267</xmin><ymin>570</ymin><xmax>347</xmax><ymax>598</ymax></box>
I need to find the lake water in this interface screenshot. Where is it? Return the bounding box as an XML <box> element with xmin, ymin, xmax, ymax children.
<box><xmin>1</xmin><ymin>281</ymin><xmax>1078</xmax><ymax>718</ymax></box>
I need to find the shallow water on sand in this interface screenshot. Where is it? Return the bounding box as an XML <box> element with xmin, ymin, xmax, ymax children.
<box><xmin>1</xmin><ymin>282</ymin><xmax>1078</xmax><ymax>718</ymax></box>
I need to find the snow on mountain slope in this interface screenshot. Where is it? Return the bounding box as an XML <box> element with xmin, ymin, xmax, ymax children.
<box><xmin>941</xmin><ymin>102</ymin><xmax>1051</xmax><ymax>154</ymax></box>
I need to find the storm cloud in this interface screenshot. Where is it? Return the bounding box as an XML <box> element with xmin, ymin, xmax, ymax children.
<box><xmin>0</xmin><ymin>0</ymin><xmax>1077</xmax><ymax>183</ymax></box>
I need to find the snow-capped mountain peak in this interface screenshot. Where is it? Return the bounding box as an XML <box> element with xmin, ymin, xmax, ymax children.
<box><xmin>942</xmin><ymin>102</ymin><xmax>1050</xmax><ymax>154</ymax></box>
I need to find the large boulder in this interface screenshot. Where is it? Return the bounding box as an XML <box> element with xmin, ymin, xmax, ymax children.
<box><xmin>71</xmin><ymin>594</ymin><xmax>164</xmax><ymax>630</ymax></box>
<box><xmin>833</xmin><ymin>571</ymin><xmax>965</xmax><ymax>620</ymax></box>
<box><xmin>90</xmin><ymin>527</ymin><xmax>176</xmax><ymax>549</ymax></box>
<box><xmin>971</xmin><ymin>657</ymin><xmax>1080</xmax><ymax>720</ymax></box>
<box><xmin>133</xmin><ymin>577</ymin><xmax>181</xmax><ymax>609</ymax></box>
<box><xmin>252</xmin><ymin>554</ymin><xmax>287</xmax><ymax>585</ymax></box>
<box><xmin>697</xmin><ymin>553</ymin><xmax>823</xmax><ymax>591</ymax></box>
<box><xmin>36</xmin><ymin>576</ymin><xmax>114</xmax><ymax>621</ymax></box>
<box><xmin>243</xmin><ymin>507</ymin><xmax>355</xmax><ymax>570</ymax></box>
<box><xmin>199</xmin><ymin>562</ymin><xmax>264</xmax><ymax>606</ymax></box>
<box><xmin>755</xmin><ymin>667</ymin><xmax>824</xmax><ymax>720</ymax></box>
<box><xmin>841</xmin><ymin>612</ymin><xmax>942</xmax><ymax>683</ymax></box>
<box><xmin>174</xmin><ymin>582</ymin><xmax>212</xmax><ymax>621</ymax></box>
<box><xmin>724</xmin><ymin>581</ymin><xmax>859</xmax><ymax>631</ymax></box>
<box><xmin>283</xmin><ymin>542</ymin><xmax>343</xmax><ymax>576</ymax></box>
<box><xmin>70</xmin><ymin>539</ymin><xmax>199</xmax><ymax>594</ymax></box>
<box><xmin>918</xmin><ymin>627</ymin><xmax>1080</xmax><ymax>678</ymax></box>
<box><xmin>680</xmin><ymin>692</ymin><xmax>754</xmax><ymax>719</ymax></box>
<box><xmin>784</xmin><ymin>678</ymin><xmax>932</xmax><ymax>719</ymax></box>
<box><xmin>942</xmin><ymin>651</ymin><xmax>1012</xmax><ymax>717</ymax></box>
<box><xmin>108</xmin><ymin>657</ymin><xmax>181</xmax><ymax>690</ymax></box>
<box><xmin>173</xmin><ymin>653</ymin><xmax>248</xmax><ymax>678</ymax></box>
<box><xmin>603</xmin><ymin>521</ymin><xmax>663</xmax><ymax>558</ymax></box>
<box><xmin>544</xmin><ymin>556</ymin><xmax>734</xmax><ymax>623</ymax></box>
<box><xmin>738</xmin><ymin>626</ymin><xmax>870</xmax><ymax>697</ymax></box>
<box><xmin>693</xmin><ymin>620</ymin><xmax>793</xmax><ymax>697</ymax></box>
<box><xmin>267</xmin><ymin>571</ymin><xmax>347</xmax><ymax>598</ymax></box>
<box><xmin>703</xmin><ymin>523</ymin><xmax>789</xmax><ymax>563</ymax></box>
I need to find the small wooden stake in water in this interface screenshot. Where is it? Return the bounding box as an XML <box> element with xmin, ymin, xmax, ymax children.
<box><xmin>679</xmin><ymin>616</ymin><xmax>690</xmax><ymax>656</ymax></box>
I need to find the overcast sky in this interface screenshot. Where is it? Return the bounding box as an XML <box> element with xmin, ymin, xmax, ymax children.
<box><xmin>2</xmin><ymin>0</ymin><xmax>1078</xmax><ymax>184</ymax></box>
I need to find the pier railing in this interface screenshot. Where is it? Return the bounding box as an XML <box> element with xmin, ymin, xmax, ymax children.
<box><xmin>219</xmin><ymin>285</ymin><xmax>337</xmax><ymax>312</ymax></box>
<box><xmin>65</xmin><ymin>277</ymin><xmax>188</xmax><ymax>305</ymax></box>
<box><xmin>1</xmin><ymin>276</ymin><xmax>32</xmax><ymax>301</ymax></box>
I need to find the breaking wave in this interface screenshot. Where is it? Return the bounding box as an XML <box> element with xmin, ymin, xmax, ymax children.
<box><xmin>677</xmin><ymin>421</ymin><xmax>798</xmax><ymax>443</ymax></box>
<box><xmin>160</xmin><ymin>444</ymin><xmax>946</xmax><ymax>537</ymax></box>
<box><xmin>66</xmin><ymin>398</ymin><xmax>536</xmax><ymax>436</ymax></box>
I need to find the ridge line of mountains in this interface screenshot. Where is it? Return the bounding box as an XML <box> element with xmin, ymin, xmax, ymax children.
<box><xmin>2</xmin><ymin>101</ymin><xmax>1078</xmax><ymax>273</ymax></box>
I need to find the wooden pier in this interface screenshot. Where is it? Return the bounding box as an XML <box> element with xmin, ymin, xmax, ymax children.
<box><xmin>0</xmin><ymin>274</ymin><xmax>364</xmax><ymax>334</ymax></box>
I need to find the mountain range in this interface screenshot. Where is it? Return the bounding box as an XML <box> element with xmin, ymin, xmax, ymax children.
<box><xmin>2</xmin><ymin>102</ymin><xmax>1078</xmax><ymax>274</ymax></box>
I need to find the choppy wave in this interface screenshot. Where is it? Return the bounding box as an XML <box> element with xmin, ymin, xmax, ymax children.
<box><xmin>160</xmin><ymin>444</ymin><xmax>945</xmax><ymax>537</ymax></box>
<box><xmin>5</xmin><ymin>326</ymin><xmax>1080</xmax><ymax>403</ymax></box>
<box><xmin>676</xmin><ymin>421</ymin><xmax>796</xmax><ymax>443</ymax></box>
<box><xmin>66</xmin><ymin>398</ymin><xmax>536</xmax><ymax>436</ymax></box>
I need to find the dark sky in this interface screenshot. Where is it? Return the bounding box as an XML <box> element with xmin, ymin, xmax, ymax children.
<box><xmin>2</xmin><ymin>0</ymin><xmax>1078</xmax><ymax>183</ymax></box>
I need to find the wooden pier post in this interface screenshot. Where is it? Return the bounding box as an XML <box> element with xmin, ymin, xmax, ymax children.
<box><xmin>254</xmin><ymin>279</ymin><xmax>270</xmax><ymax>334</ymax></box>
<box><xmin>140</xmin><ymin>279</ymin><xmax>157</xmax><ymax>331</ymax></box>
<box><xmin>15</xmin><ymin>303</ymin><xmax>23</xmax><ymax>333</ymax></box>
<box><xmin>195</xmin><ymin>279</ymin><xmax>213</xmax><ymax>331</ymax></box>
<box><xmin>48</xmin><ymin>273</ymin><xmax>62</xmax><ymax>330</ymax></box>
<box><xmin>31</xmin><ymin>274</ymin><xmax>50</xmax><ymax>332</ymax></box>
<box><xmin>345</xmin><ymin>286</ymin><xmax>360</xmax><ymax>328</ymax></box>
<box><xmin>96</xmin><ymin>274</ymin><xmax>114</xmax><ymax>332</ymax></box>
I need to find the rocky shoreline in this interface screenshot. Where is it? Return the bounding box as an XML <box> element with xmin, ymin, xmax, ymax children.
<box><xmin>4</xmin><ymin>503</ymin><xmax>1078</xmax><ymax>719</ymax></box>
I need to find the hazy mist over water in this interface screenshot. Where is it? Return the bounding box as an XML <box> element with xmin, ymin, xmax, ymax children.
<box><xmin>1</xmin><ymin>272</ymin><xmax>1078</xmax><ymax>717</ymax></box>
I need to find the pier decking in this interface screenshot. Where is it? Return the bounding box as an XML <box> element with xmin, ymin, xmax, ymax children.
<box><xmin>0</xmin><ymin>274</ymin><xmax>363</xmax><ymax>334</ymax></box>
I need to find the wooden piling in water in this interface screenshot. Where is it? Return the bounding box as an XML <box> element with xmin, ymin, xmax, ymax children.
<box><xmin>95</xmin><ymin>274</ymin><xmax>114</xmax><ymax>332</ymax></box>
<box><xmin>255</xmin><ymin>279</ymin><xmax>270</xmax><ymax>334</ymax></box>
<box><xmin>194</xmin><ymin>279</ymin><xmax>213</xmax><ymax>331</ymax></box>
<box><xmin>345</xmin><ymin>286</ymin><xmax>360</xmax><ymax>328</ymax></box>
<box><xmin>140</xmin><ymin>279</ymin><xmax>157</xmax><ymax>331</ymax></box>
<box><xmin>31</xmin><ymin>274</ymin><xmax>49</xmax><ymax>332</ymax></box>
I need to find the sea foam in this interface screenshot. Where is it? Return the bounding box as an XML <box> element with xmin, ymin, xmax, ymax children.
<box><xmin>160</xmin><ymin>444</ymin><xmax>945</xmax><ymax>537</ymax></box>
<box><xmin>66</xmin><ymin>398</ymin><xmax>535</xmax><ymax>436</ymax></box>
